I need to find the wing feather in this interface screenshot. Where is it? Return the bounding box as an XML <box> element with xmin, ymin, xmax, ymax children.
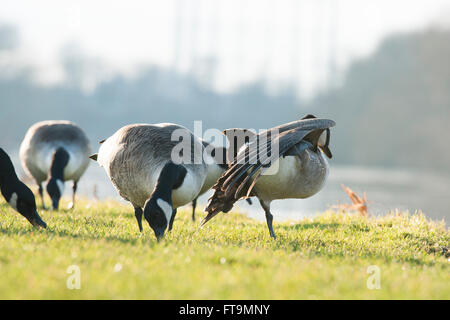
<box><xmin>201</xmin><ymin>118</ymin><xmax>335</xmax><ymax>226</ymax></box>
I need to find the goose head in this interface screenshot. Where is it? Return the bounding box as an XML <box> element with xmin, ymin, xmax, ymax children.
<box><xmin>46</xmin><ymin>147</ymin><xmax>69</xmax><ymax>210</ymax></box>
<box><xmin>0</xmin><ymin>148</ymin><xmax>46</xmax><ymax>228</ymax></box>
<box><xmin>46</xmin><ymin>178</ymin><xmax>64</xmax><ymax>210</ymax></box>
<box><xmin>300</xmin><ymin>114</ymin><xmax>333</xmax><ymax>159</ymax></box>
<box><xmin>143</xmin><ymin>161</ymin><xmax>187</xmax><ymax>240</ymax></box>
<box><xmin>14</xmin><ymin>185</ymin><xmax>47</xmax><ymax>228</ymax></box>
<box><xmin>143</xmin><ymin>197</ymin><xmax>172</xmax><ymax>240</ymax></box>
<box><xmin>318</xmin><ymin>129</ymin><xmax>333</xmax><ymax>159</ymax></box>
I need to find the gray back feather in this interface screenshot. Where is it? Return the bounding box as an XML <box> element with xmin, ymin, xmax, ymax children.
<box><xmin>22</xmin><ymin>120</ymin><xmax>91</xmax><ymax>155</ymax></box>
<box><xmin>100</xmin><ymin>123</ymin><xmax>206</xmax><ymax>207</ymax></box>
<box><xmin>20</xmin><ymin>121</ymin><xmax>92</xmax><ymax>183</ymax></box>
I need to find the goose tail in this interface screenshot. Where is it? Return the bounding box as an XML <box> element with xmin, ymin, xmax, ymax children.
<box><xmin>201</xmin><ymin>178</ymin><xmax>238</xmax><ymax>227</ymax></box>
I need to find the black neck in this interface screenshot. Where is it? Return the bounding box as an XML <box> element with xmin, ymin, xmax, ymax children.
<box><xmin>0</xmin><ymin>148</ymin><xmax>19</xmax><ymax>184</ymax></box>
<box><xmin>49</xmin><ymin>147</ymin><xmax>70</xmax><ymax>181</ymax></box>
<box><xmin>152</xmin><ymin>162</ymin><xmax>187</xmax><ymax>204</ymax></box>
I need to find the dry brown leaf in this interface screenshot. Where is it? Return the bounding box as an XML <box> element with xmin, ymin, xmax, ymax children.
<box><xmin>332</xmin><ymin>184</ymin><xmax>369</xmax><ymax>217</ymax></box>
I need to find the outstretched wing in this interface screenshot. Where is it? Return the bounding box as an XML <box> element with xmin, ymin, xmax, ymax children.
<box><xmin>201</xmin><ymin>118</ymin><xmax>335</xmax><ymax>226</ymax></box>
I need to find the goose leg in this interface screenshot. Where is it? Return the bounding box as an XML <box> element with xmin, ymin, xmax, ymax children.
<box><xmin>191</xmin><ymin>198</ymin><xmax>197</xmax><ymax>221</ymax></box>
<box><xmin>258</xmin><ymin>199</ymin><xmax>276</xmax><ymax>239</ymax></box>
<box><xmin>169</xmin><ymin>209</ymin><xmax>177</xmax><ymax>232</ymax></box>
<box><xmin>134</xmin><ymin>206</ymin><xmax>143</xmax><ymax>232</ymax></box>
<box><xmin>68</xmin><ymin>181</ymin><xmax>78</xmax><ymax>209</ymax></box>
<box><xmin>38</xmin><ymin>183</ymin><xmax>46</xmax><ymax>210</ymax></box>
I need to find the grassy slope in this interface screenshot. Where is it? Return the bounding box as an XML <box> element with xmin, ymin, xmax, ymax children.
<box><xmin>0</xmin><ymin>198</ymin><xmax>448</xmax><ymax>299</ymax></box>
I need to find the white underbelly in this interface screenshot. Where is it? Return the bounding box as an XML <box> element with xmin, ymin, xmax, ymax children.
<box><xmin>64</xmin><ymin>150</ymin><xmax>88</xmax><ymax>179</ymax></box>
<box><xmin>199</xmin><ymin>163</ymin><xmax>224</xmax><ymax>195</ymax></box>
<box><xmin>172</xmin><ymin>169</ymin><xmax>205</xmax><ymax>208</ymax></box>
<box><xmin>254</xmin><ymin>152</ymin><xmax>329</xmax><ymax>201</ymax></box>
<box><xmin>111</xmin><ymin>167</ymin><xmax>159</xmax><ymax>208</ymax></box>
<box><xmin>35</xmin><ymin>145</ymin><xmax>88</xmax><ymax>181</ymax></box>
<box><xmin>109</xmin><ymin>164</ymin><xmax>205</xmax><ymax>209</ymax></box>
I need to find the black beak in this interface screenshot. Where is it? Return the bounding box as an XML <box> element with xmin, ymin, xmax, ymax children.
<box><xmin>153</xmin><ymin>228</ymin><xmax>166</xmax><ymax>241</ymax></box>
<box><xmin>30</xmin><ymin>211</ymin><xmax>47</xmax><ymax>228</ymax></box>
<box><xmin>51</xmin><ymin>199</ymin><xmax>59</xmax><ymax>210</ymax></box>
<box><xmin>321</xmin><ymin>146</ymin><xmax>333</xmax><ymax>159</ymax></box>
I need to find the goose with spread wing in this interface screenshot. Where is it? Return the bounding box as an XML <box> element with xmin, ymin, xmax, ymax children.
<box><xmin>202</xmin><ymin>115</ymin><xmax>335</xmax><ymax>239</ymax></box>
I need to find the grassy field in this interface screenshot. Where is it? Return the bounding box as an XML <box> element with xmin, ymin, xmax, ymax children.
<box><xmin>0</xmin><ymin>197</ymin><xmax>448</xmax><ymax>299</ymax></box>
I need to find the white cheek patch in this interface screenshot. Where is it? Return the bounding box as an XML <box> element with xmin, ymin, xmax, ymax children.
<box><xmin>318</xmin><ymin>131</ymin><xmax>327</xmax><ymax>147</ymax></box>
<box><xmin>156</xmin><ymin>198</ymin><xmax>172</xmax><ymax>223</ymax></box>
<box><xmin>57</xmin><ymin>180</ymin><xmax>65</xmax><ymax>195</ymax></box>
<box><xmin>9</xmin><ymin>192</ymin><xmax>18</xmax><ymax>210</ymax></box>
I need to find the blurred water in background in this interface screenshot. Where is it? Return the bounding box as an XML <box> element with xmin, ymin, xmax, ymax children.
<box><xmin>75</xmin><ymin>162</ymin><xmax>450</xmax><ymax>223</ymax></box>
<box><xmin>8</xmin><ymin>150</ymin><xmax>449</xmax><ymax>223</ymax></box>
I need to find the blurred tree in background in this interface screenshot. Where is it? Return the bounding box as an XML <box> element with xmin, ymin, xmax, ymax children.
<box><xmin>312</xmin><ymin>30</ymin><xmax>450</xmax><ymax>170</ymax></box>
<box><xmin>1</xmin><ymin>25</ymin><xmax>449</xmax><ymax>172</ymax></box>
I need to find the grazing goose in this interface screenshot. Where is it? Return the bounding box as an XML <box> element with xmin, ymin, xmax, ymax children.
<box><xmin>90</xmin><ymin>123</ymin><xmax>208</xmax><ymax>239</ymax></box>
<box><xmin>202</xmin><ymin>115</ymin><xmax>335</xmax><ymax>239</ymax></box>
<box><xmin>19</xmin><ymin>121</ymin><xmax>92</xmax><ymax>210</ymax></box>
<box><xmin>0</xmin><ymin>148</ymin><xmax>47</xmax><ymax>228</ymax></box>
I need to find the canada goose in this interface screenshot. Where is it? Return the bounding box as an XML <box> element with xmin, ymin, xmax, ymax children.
<box><xmin>190</xmin><ymin>140</ymin><xmax>252</xmax><ymax>221</ymax></box>
<box><xmin>0</xmin><ymin>148</ymin><xmax>47</xmax><ymax>228</ymax></box>
<box><xmin>90</xmin><ymin>123</ymin><xmax>208</xmax><ymax>239</ymax></box>
<box><xmin>202</xmin><ymin>115</ymin><xmax>335</xmax><ymax>239</ymax></box>
<box><xmin>19</xmin><ymin>121</ymin><xmax>92</xmax><ymax>210</ymax></box>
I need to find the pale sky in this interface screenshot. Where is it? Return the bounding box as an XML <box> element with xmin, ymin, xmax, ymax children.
<box><xmin>0</xmin><ymin>0</ymin><xmax>449</xmax><ymax>97</ymax></box>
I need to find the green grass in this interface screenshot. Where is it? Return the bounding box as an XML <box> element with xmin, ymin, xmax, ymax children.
<box><xmin>0</xmin><ymin>197</ymin><xmax>448</xmax><ymax>299</ymax></box>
